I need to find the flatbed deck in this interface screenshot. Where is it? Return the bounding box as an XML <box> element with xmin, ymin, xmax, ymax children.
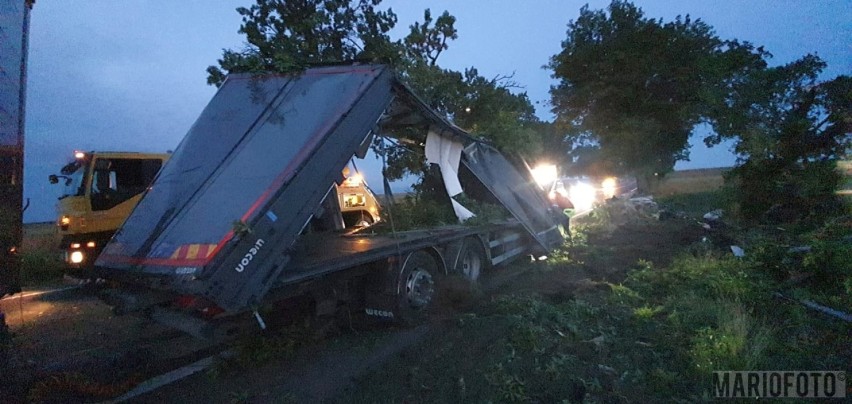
<box><xmin>282</xmin><ymin>222</ymin><xmax>521</xmax><ymax>285</ymax></box>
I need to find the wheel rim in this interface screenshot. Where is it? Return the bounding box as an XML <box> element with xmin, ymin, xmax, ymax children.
<box><xmin>405</xmin><ymin>269</ymin><xmax>434</xmax><ymax>309</ymax></box>
<box><xmin>461</xmin><ymin>249</ymin><xmax>482</xmax><ymax>281</ymax></box>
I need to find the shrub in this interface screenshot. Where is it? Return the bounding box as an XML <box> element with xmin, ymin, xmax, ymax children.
<box><xmin>729</xmin><ymin>159</ymin><xmax>845</xmax><ymax>226</ymax></box>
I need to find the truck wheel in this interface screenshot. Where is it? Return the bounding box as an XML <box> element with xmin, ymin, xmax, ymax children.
<box><xmin>396</xmin><ymin>251</ymin><xmax>438</xmax><ymax>324</ymax></box>
<box><xmin>455</xmin><ymin>238</ymin><xmax>487</xmax><ymax>282</ymax></box>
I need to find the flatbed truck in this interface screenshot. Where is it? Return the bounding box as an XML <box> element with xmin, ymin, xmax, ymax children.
<box><xmin>95</xmin><ymin>65</ymin><xmax>565</xmax><ymax>337</ymax></box>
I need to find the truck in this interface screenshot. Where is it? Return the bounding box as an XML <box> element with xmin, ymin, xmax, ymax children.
<box><xmin>49</xmin><ymin>151</ymin><xmax>170</xmax><ymax>273</ymax></box>
<box><xmin>1</xmin><ymin>0</ymin><xmax>33</xmax><ymax>368</ymax></box>
<box><xmin>95</xmin><ymin>65</ymin><xmax>565</xmax><ymax>338</ymax></box>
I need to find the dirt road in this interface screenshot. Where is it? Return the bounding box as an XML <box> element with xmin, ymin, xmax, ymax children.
<box><xmin>1</xmin><ymin>287</ymin><xmax>219</xmax><ymax>401</ymax></box>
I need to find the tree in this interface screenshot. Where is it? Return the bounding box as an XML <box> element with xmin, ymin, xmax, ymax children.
<box><xmin>548</xmin><ymin>0</ymin><xmax>763</xmax><ymax>189</ymax></box>
<box><xmin>707</xmin><ymin>55</ymin><xmax>851</xmax><ymax>222</ymax></box>
<box><xmin>206</xmin><ymin>0</ymin><xmax>400</xmax><ymax>86</ymax></box>
<box><xmin>208</xmin><ymin>1</ymin><xmax>547</xmax><ymax>161</ymax></box>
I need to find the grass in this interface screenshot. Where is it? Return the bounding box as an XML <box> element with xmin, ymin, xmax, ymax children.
<box><xmin>19</xmin><ymin>250</ymin><xmax>64</xmax><ymax>286</ymax></box>
<box><xmin>344</xmin><ymin>189</ymin><xmax>850</xmax><ymax>402</ymax></box>
<box><xmin>8</xmin><ymin>223</ymin><xmax>64</xmax><ymax>287</ymax></box>
<box><xmin>657</xmin><ymin>188</ymin><xmax>736</xmax><ymax>218</ymax></box>
<box><xmin>19</xmin><ymin>223</ymin><xmax>64</xmax><ymax>286</ymax></box>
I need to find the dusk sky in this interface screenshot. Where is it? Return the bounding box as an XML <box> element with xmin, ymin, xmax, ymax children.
<box><xmin>22</xmin><ymin>0</ymin><xmax>851</xmax><ymax>222</ymax></box>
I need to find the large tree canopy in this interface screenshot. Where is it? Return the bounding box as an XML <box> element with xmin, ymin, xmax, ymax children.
<box><xmin>707</xmin><ymin>55</ymin><xmax>851</xmax><ymax>221</ymax></box>
<box><xmin>207</xmin><ymin>0</ymin><xmax>546</xmax><ymax>159</ymax></box>
<box><xmin>206</xmin><ymin>0</ymin><xmax>400</xmax><ymax>85</ymax></box>
<box><xmin>548</xmin><ymin>0</ymin><xmax>762</xmax><ymax>183</ymax></box>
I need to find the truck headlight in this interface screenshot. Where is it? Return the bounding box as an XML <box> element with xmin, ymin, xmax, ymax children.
<box><xmin>69</xmin><ymin>250</ymin><xmax>85</xmax><ymax>264</ymax></box>
<box><xmin>601</xmin><ymin>177</ymin><xmax>617</xmax><ymax>199</ymax></box>
<box><xmin>569</xmin><ymin>182</ymin><xmax>596</xmax><ymax>211</ymax></box>
<box><xmin>531</xmin><ymin>163</ymin><xmax>558</xmax><ymax>188</ymax></box>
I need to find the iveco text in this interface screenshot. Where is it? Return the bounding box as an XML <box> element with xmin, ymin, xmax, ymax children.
<box><xmin>235</xmin><ymin>238</ymin><xmax>265</xmax><ymax>272</ymax></box>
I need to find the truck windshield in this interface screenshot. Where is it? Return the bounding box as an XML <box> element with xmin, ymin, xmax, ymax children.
<box><xmin>63</xmin><ymin>169</ymin><xmax>86</xmax><ymax>198</ymax></box>
<box><xmin>57</xmin><ymin>160</ymin><xmax>88</xmax><ymax>199</ymax></box>
<box><xmin>89</xmin><ymin>158</ymin><xmax>163</xmax><ymax>211</ymax></box>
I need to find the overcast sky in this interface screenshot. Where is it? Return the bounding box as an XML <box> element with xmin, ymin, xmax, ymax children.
<box><xmin>22</xmin><ymin>0</ymin><xmax>851</xmax><ymax>222</ymax></box>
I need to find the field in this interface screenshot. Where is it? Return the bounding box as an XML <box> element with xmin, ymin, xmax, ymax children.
<box><xmin>652</xmin><ymin>167</ymin><xmax>727</xmax><ymax>196</ymax></box>
<box><xmin>18</xmin><ymin>222</ymin><xmax>64</xmax><ymax>287</ymax></box>
<box><xmin>839</xmin><ymin>160</ymin><xmax>852</xmax><ymax>194</ymax></box>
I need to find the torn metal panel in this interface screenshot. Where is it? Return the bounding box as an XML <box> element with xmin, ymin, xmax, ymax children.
<box><xmin>424</xmin><ymin>126</ymin><xmax>475</xmax><ymax>221</ymax></box>
<box><xmin>461</xmin><ymin>142</ymin><xmax>563</xmax><ymax>252</ymax></box>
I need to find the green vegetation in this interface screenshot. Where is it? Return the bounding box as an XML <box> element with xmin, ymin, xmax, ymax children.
<box><xmin>549</xmin><ymin>1</ymin><xmax>850</xmax><ymax>208</ymax></box>
<box><xmin>548</xmin><ymin>1</ymin><xmax>767</xmax><ymax>186</ymax></box>
<box><xmin>658</xmin><ymin>189</ymin><xmax>735</xmax><ymax>218</ymax></box>
<box><xmin>348</xmin><ymin>190</ymin><xmax>850</xmax><ymax>402</ymax></box>
<box><xmin>208</xmin><ymin>0</ymin><xmax>549</xmax><ymax>159</ymax></box>
<box><xmin>19</xmin><ymin>249</ymin><xmax>63</xmax><ymax>286</ymax></box>
<box><xmin>378</xmin><ymin>194</ymin><xmax>457</xmax><ymax>231</ymax></box>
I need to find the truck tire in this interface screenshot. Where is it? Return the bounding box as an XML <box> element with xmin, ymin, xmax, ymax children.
<box><xmin>396</xmin><ymin>250</ymin><xmax>438</xmax><ymax>324</ymax></box>
<box><xmin>455</xmin><ymin>237</ymin><xmax>488</xmax><ymax>282</ymax></box>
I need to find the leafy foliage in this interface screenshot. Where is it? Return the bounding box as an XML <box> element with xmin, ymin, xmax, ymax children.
<box><xmin>707</xmin><ymin>55</ymin><xmax>851</xmax><ymax>223</ymax></box>
<box><xmin>208</xmin><ymin>1</ymin><xmax>552</xmax><ymax>159</ymax></box>
<box><xmin>548</xmin><ymin>1</ymin><xmax>764</xmax><ymax>185</ymax></box>
<box><xmin>206</xmin><ymin>0</ymin><xmax>401</xmax><ymax>85</ymax></box>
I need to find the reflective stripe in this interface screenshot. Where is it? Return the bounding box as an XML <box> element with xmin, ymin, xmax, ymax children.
<box><xmin>170</xmin><ymin>244</ymin><xmax>218</xmax><ymax>260</ymax></box>
<box><xmin>187</xmin><ymin>244</ymin><xmax>200</xmax><ymax>259</ymax></box>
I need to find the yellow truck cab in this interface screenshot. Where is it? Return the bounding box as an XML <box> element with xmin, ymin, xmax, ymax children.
<box><xmin>50</xmin><ymin>151</ymin><xmax>169</xmax><ymax>272</ymax></box>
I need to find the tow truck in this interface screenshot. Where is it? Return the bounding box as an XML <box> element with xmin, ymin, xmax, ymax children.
<box><xmin>95</xmin><ymin>65</ymin><xmax>565</xmax><ymax>338</ymax></box>
<box><xmin>50</xmin><ymin>151</ymin><xmax>169</xmax><ymax>273</ymax></box>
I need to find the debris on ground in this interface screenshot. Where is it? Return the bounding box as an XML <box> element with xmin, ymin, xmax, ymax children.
<box><xmin>702</xmin><ymin>209</ymin><xmax>723</xmax><ymax>222</ymax></box>
<box><xmin>628</xmin><ymin>196</ymin><xmax>659</xmax><ymax>216</ymax></box>
<box><xmin>730</xmin><ymin>245</ymin><xmax>745</xmax><ymax>257</ymax></box>
<box><xmin>596</xmin><ymin>196</ymin><xmax>661</xmax><ymax>229</ymax></box>
<box><xmin>787</xmin><ymin>245</ymin><xmax>812</xmax><ymax>254</ymax></box>
<box><xmin>774</xmin><ymin>292</ymin><xmax>852</xmax><ymax>323</ymax></box>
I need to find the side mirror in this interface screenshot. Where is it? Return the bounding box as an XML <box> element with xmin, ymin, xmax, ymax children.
<box><xmin>49</xmin><ymin>174</ymin><xmax>58</xmax><ymax>184</ymax></box>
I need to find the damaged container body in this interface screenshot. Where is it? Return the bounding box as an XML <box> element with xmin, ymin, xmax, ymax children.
<box><xmin>96</xmin><ymin>65</ymin><xmax>563</xmax><ymax>320</ymax></box>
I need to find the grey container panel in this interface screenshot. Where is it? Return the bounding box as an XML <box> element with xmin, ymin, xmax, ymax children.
<box><xmin>98</xmin><ymin>75</ymin><xmax>293</xmax><ymax>264</ymax></box>
<box><xmin>97</xmin><ymin>67</ymin><xmax>386</xmax><ymax>271</ymax></box>
<box><xmin>150</xmin><ymin>72</ymin><xmax>379</xmax><ymax>256</ymax></box>
<box><xmin>197</xmin><ymin>69</ymin><xmax>396</xmax><ymax>311</ymax></box>
<box><xmin>461</xmin><ymin>143</ymin><xmax>563</xmax><ymax>252</ymax></box>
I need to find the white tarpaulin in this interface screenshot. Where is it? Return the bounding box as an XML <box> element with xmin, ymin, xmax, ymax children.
<box><xmin>424</xmin><ymin>128</ymin><xmax>475</xmax><ymax>221</ymax></box>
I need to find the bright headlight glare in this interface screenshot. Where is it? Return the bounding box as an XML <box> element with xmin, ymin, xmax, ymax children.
<box><xmin>344</xmin><ymin>173</ymin><xmax>363</xmax><ymax>187</ymax></box>
<box><xmin>531</xmin><ymin>164</ymin><xmax>557</xmax><ymax>187</ymax></box>
<box><xmin>70</xmin><ymin>250</ymin><xmax>84</xmax><ymax>264</ymax></box>
<box><xmin>601</xmin><ymin>177</ymin><xmax>617</xmax><ymax>199</ymax></box>
<box><xmin>569</xmin><ymin>182</ymin><xmax>596</xmax><ymax>211</ymax></box>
